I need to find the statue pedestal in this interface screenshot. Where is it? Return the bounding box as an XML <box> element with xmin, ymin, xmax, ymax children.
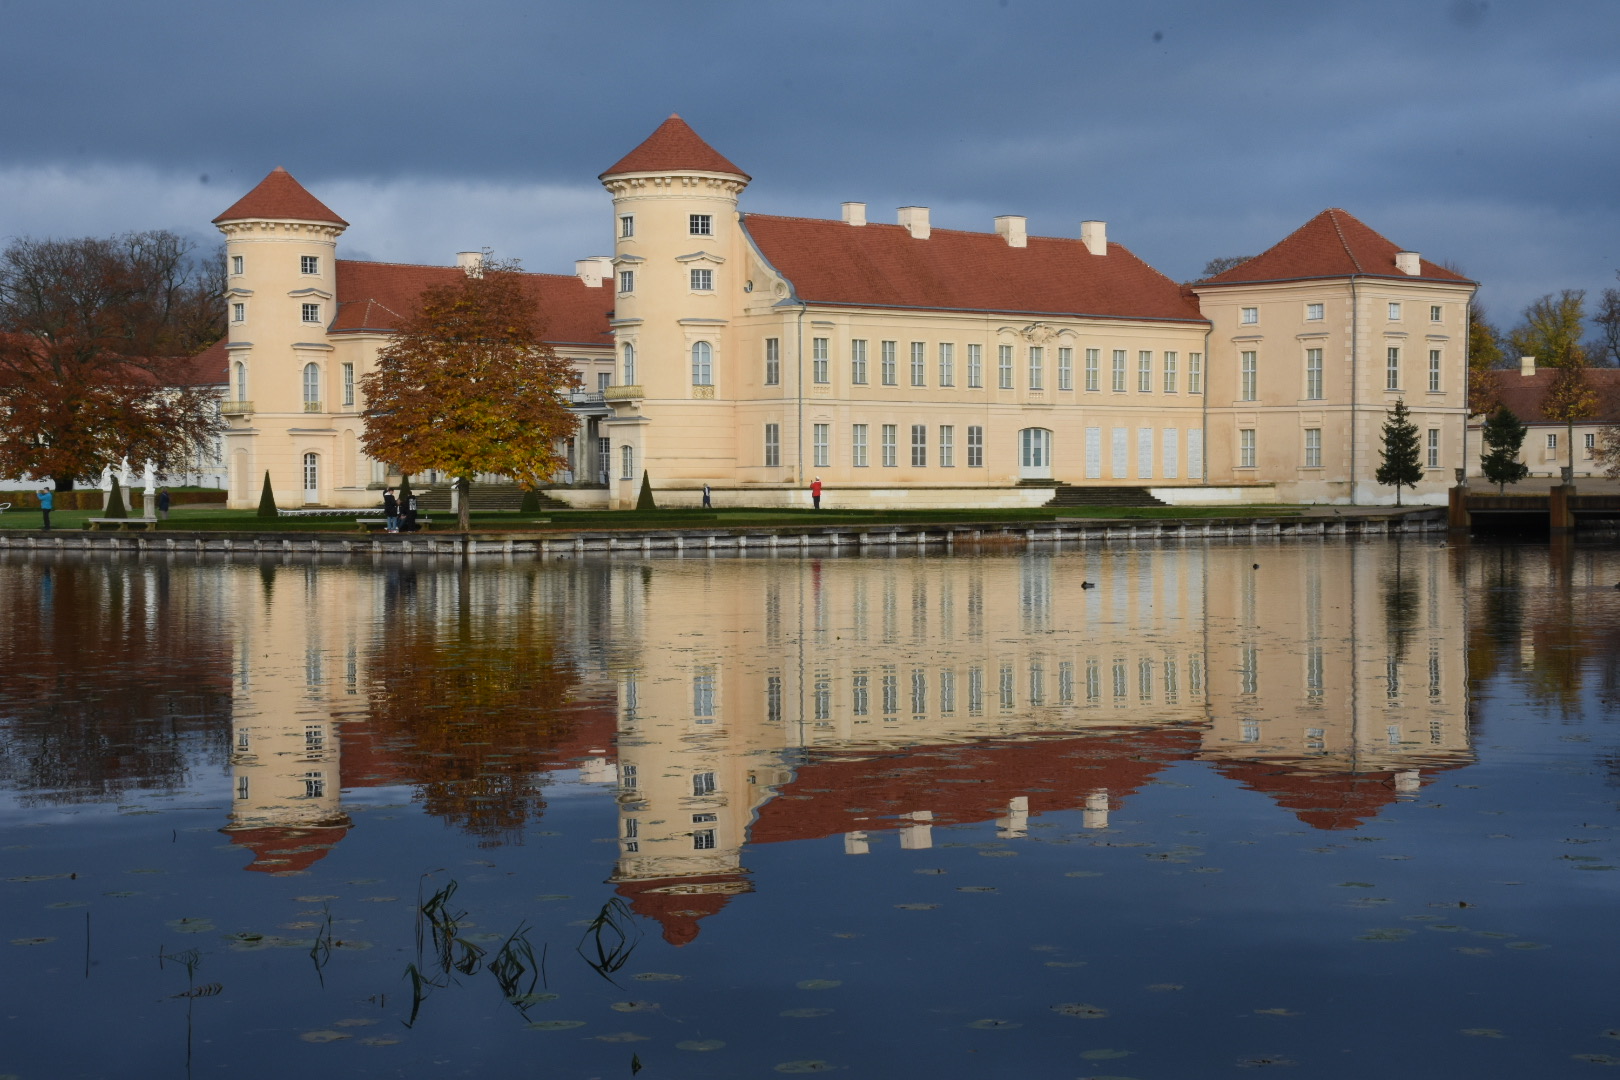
<box><xmin>142</xmin><ymin>494</ymin><xmax>157</xmax><ymax>520</ymax></box>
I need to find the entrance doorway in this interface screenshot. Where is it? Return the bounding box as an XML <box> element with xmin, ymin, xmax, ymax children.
<box><xmin>1018</xmin><ymin>428</ymin><xmax>1053</xmax><ymax>480</ymax></box>
<box><xmin>302</xmin><ymin>453</ymin><xmax>319</xmax><ymax>504</ymax></box>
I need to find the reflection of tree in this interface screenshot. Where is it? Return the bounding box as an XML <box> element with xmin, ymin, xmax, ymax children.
<box><xmin>1467</xmin><ymin>545</ymin><xmax>1523</xmax><ymax>689</ymax></box>
<box><xmin>1381</xmin><ymin>545</ymin><xmax>1419</xmax><ymax>693</ymax></box>
<box><xmin>0</xmin><ymin>560</ymin><xmax>231</xmax><ymax>803</ymax></box>
<box><xmin>362</xmin><ymin>568</ymin><xmax>584</xmax><ymax>847</ymax></box>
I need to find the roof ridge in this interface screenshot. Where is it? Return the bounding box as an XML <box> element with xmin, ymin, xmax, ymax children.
<box><xmin>338</xmin><ymin>258</ymin><xmax>582</xmax><ymax>281</ymax></box>
<box><xmin>1325</xmin><ymin>208</ymin><xmax>1364</xmax><ymax>274</ymax></box>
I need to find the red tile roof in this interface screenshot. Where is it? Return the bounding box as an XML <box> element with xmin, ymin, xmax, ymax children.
<box><xmin>330</xmin><ymin>261</ymin><xmax>614</xmax><ymax>348</ymax></box>
<box><xmin>223</xmin><ymin>825</ymin><xmax>349</xmax><ymax>873</ymax></box>
<box><xmin>178</xmin><ymin>339</ymin><xmax>228</xmax><ymax>386</ymax></box>
<box><xmin>744</xmin><ymin>215</ymin><xmax>1207</xmax><ymax>323</ymax></box>
<box><xmin>1209</xmin><ymin>761</ymin><xmax>1456</xmax><ymax>831</ymax></box>
<box><xmin>615</xmin><ymin>873</ymin><xmax>752</xmax><ymax>947</ymax></box>
<box><xmin>1198</xmin><ymin>208</ymin><xmax>1472</xmax><ymax>287</ymax></box>
<box><xmin>600</xmin><ymin>114</ymin><xmax>749</xmax><ymax>181</ymax></box>
<box><xmin>213</xmin><ymin>167</ymin><xmax>349</xmax><ymax>226</ymax></box>
<box><xmin>1487</xmin><ymin>367</ymin><xmax>1620</xmax><ymax>424</ymax></box>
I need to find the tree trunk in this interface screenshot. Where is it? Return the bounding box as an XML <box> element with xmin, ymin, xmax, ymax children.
<box><xmin>457</xmin><ymin>476</ymin><xmax>471</xmax><ymax>532</ymax></box>
<box><xmin>53</xmin><ymin>476</ymin><xmax>76</xmax><ymax>491</ymax></box>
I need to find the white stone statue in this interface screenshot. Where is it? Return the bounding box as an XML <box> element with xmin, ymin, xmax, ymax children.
<box><xmin>99</xmin><ymin>465</ymin><xmax>113</xmax><ymax>492</ymax></box>
<box><xmin>119</xmin><ymin>457</ymin><xmax>132</xmax><ymax>488</ymax></box>
<box><xmin>142</xmin><ymin>462</ymin><xmax>157</xmax><ymax>495</ymax></box>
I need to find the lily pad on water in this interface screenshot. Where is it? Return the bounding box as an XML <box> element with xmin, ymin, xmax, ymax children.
<box><xmin>596</xmin><ymin>1032</ymin><xmax>650</xmax><ymax>1043</ymax></box>
<box><xmin>967</xmin><ymin>1019</ymin><xmax>1021</xmax><ymax>1029</ymax></box>
<box><xmin>1255</xmin><ymin>1008</ymin><xmax>1298</xmax><ymax>1016</ymax></box>
<box><xmin>525</xmin><ymin>1020</ymin><xmax>586</xmax><ymax>1031</ymax></box>
<box><xmin>957</xmin><ymin>886</ymin><xmax>997</xmax><ymax>893</ymax></box>
<box><xmin>535</xmin><ymin>893</ymin><xmax>572</xmax><ymax>901</ymax></box>
<box><xmin>45</xmin><ymin>901</ymin><xmax>87</xmax><ymax>909</ymax></box>
<box><xmin>774</xmin><ymin>1061</ymin><xmax>837</xmax><ymax>1074</ymax></box>
<box><xmin>1356</xmin><ymin>928</ymin><xmax>1413</xmax><ymax>943</ymax></box>
<box><xmin>796</xmin><ymin>979</ymin><xmax>842</xmax><ymax>990</ymax></box>
<box><xmin>332</xmin><ymin>1019</ymin><xmax>376</xmax><ymax>1027</ymax></box>
<box><xmin>358</xmin><ymin>1037</ymin><xmax>400</xmax><ymax>1047</ymax></box>
<box><xmin>676</xmin><ymin>1040</ymin><xmax>726</xmax><ymax>1051</ymax></box>
<box><xmin>1505</xmin><ymin>941</ymin><xmax>1548</xmax><ymax>950</ymax></box>
<box><xmin>1146</xmin><ymin>983</ymin><xmax>1184</xmax><ymax>992</ymax></box>
<box><xmin>167</xmin><ymin>918</ymin><xmax>216</xmax><ymax>934</ymax></box>
<box><xmin>1052</xmin><ymin>1002</ymin><xmax>1109</xmax><ymax>1018</ymax></box>
<box><xmin>1065</xmin><ymin>870</ymin><xmax>1105</xmax><ymax>878</ymax></box>
<box><xmin>631</xmin><ymin>972</ymin><xmax>682</xmax><ymax>982</ymax></box>
<box><xmin>610</xmin><ymin>1001</ymin><xmax>659</xmax><ymax>1013</ymax></box>
<box><xmin>914</xmin><ymin>868</ymin><xmax>947</xmax><ymax>875</ymax></box>
<box><xmin>10</xmin><ymin>937</ymin><xmax>55</xmax><ymax>946</ymax></box>
<box><xmin>509</xmin><ymin>992</ymin><xmax>560</xmax><ymax>1005</ymax></box>
<box><xmin>894</xmin><ymin>903</ymin><xmax>939</xmax><ymax>911</ymax></box>
<box><xmin>299</xmin><ymin>1031</ymin><xmax>350</xmax><ymax>1043</ymax></box>
<box><xmin>1237</xmin><ymin>1056</ymin><xmax>1298</xmax><ymax>1068</ymax></box>
<box><xmin>780</xmin><ymin>1008</ymin><xmax>833</xmax><ymax>1018</ymax></box>
<box><xmin>1460</xmin><ymin>1028</ymin><xmax>1505</xmax><ymax>1038</ymax></box>
<box><xmin>1572</xmin><ymin>1054</ymin><xmax>1620</xmax><ymax>1066</ymax></box>
<box><xmin>292</xmin><ymin>894</ymin><xmax>339</xmax><ymax>902</ymax></box>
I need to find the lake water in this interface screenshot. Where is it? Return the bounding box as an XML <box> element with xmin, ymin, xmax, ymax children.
<box><xmin>1</xmin><ymin>540</ymin><xmax>1617</xmax><ymax>1079</ymax></box>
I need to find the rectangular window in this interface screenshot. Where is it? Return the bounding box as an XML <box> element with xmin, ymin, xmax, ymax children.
<box><xmin>966</xmin><ymin>344</ymin><xmax>983</xmax><ymax>388</ymax></box>
<box><xmin>812</xmin><ymin>337</ymin><xmax>829</xmax><ymax>384</ymax></box>
<box><xmin>1305</xmin><ymin>348</ymin><xmax>1323</xmax><ymax>400</ymax></box>
<box><xmin>1085</xmin><ymin>348</ymin><xmax>1100</xmax><ymax>391</ymax></box>
<box><xmin>851</xmin><ymin>424</ymin><xmax>868</xmax><ymax>467</ymax></box>
<box><xmin>1239</xmin><ymin>428</ymin><xmax>1256</xmax><ymax>468</ymax></box>
<box><xmin>689</xmin><ymin>214</ymin><xmax>712</xmax><ymax>236</ymax></box>
<box><xmin>881</xmin><ymin>424</ymin><xmax>898</xmax><ymax>467</ymax></box>
<box><xmin>231</xmin><ymin>302</ymin><xmax>245</xmax><ymax>323</ymax></box>
<box><xmin>1430</xmin><ymin>304</ymin><xmax>1443</xmax><ymax>322</ymax></box>
<box><xmin>881</xmin><ymin>341</ymin><xmax>897</xmax><ymax>385</ymax></box>
<box><xmin>1058</xmin><ymin>347</ymin><xmax>1073</xmax><ymax>390</ymax></box>
<box><xmin>764</xmin><ymin>423</ymin><xmax>781</xmax><ymax>468</ymax></box>
<box><xmin>1188</xmin><ymin>352</ymin><xmax>1203</xmax><ymax>394</ymax></box>
<box><xmin>967</xmin><ymin>426</ymin><xmax>984</xmax><ymax>468</ymax></box>
<box><xmin>1386</xmin><ymin>346</ymin><xmax>1400</xmax><ymax>390</ymax></box>
<box><xmin>850</xmin><ymin>339</ymin><xmax>868</xmax><ymax>384</ymax></box>
<box><xmin>597</xmin><ymin>372</ymin><xmax>611</xmax><ymax>391</ymax></box>
<box><xmin>1240</xmin><ymin>351</ymin><xmax>1257</xmax><ymax>401</ymax></box>
<box><xmin>1137</xmin><ymin>350</ymin><xmax>1152</xmax><ymax>393</ymax></box>
<box><xmin>938</xmin><ymin>342</ymin><xmax>955</xmax><ymax>386</ymax></box>
<box><xmin>1428</xmin><ymin>349</ymin><xmax>1442</xmax><ymax>392</ymax></box>
<box><xmin>618</xmin><ymin>270</ymin><xmax>634</xmax><ymax>293</ymax></box>
<box><xmin>690</xmin><ymin>268</ymin><xmax>713</xmax><ymax>291</ymax></box>
<box><xmin>910</xmin><ymin>424</ymin><xmax>927</xmax><ymax>467</ymax></box>
<box><xmin>1241</xmin><ymin>306</ymin><xmax>1259</xmax><ymax>325</ymax></box>
<box><xmin>1586</xmin><ymin>431</ymin><xmax>1597</xmax><ymax>451</ymax></box>
<box><xmin>301</xmin><ymin>302</ymin><xmax>321</xmax><ymax>324</ymax></box>
<box><xmin>1111</xmin><ymin>349</ymin><xmax>1127</xmax><ymax>392</ymax></box>
<box><xmin>300</xmin><ymin>255</ymin><xmax>319</xmax><ymax>275</ymax></box>
<box><xmin>998</xmin><ymin>345</ymin><xmax>1014</xmax><ymax>389</ymax></box>
<box><xmin>1547</xmin><ymin>433</ymin><xmax>1558</xmax><ymax>450</ymax></box>
<box><xmin>813</xmin><ymin>423</ymin><xmax>830</xmax><ymax>468</ymax></box>
<box><xmin>1162</xmin><ymin>351</ymin><xmax>1177</xmax><ymax>393</ymax></box>
<box><xmin>1306</xmin><ymin>302</ymin><xmax>1324</xmax><ymax>321</ymax></box>
<box><xmin>342</xmin><ymin>363</ymin><xmax>355</xmax><ymax>407</ymax></box>
<box><xmin>1304</xmin><ymin>427</ymin><xmax>1322</xmax><ymax>468</ymax></box>
<box><xmin>1388</xmin><ymin>302</ymin><xmax>1402</xmax><ymax>320</ymax></box>
<box><xmin>619</xmin><ymin>215</ymin><xmax>635</xmax><ymax>237</ymax></box>
<box><xmin>1427</xmin><ymin>428</ymin><xmax>1440</xmax><ymax>468</ymax></box>
<box><xmin>621</xmin><ymin>444</ymin><xmax>634</xmax><ymax>480</ymax></box>
<box><xmin>693</xmin><ymin>668</ymin><xmax>715</xmax><ymax>717</ymax></box>
<box><xmin>939</xmin><ymin>425</ymin><xmax>954</xmax><ymax>467</ymax></box>
<box><xmin>852</xmin><ymin>673</ymin><xmax>869</xmax><ymax>715</ymax></box>
<box><xmin>1028</xmin><ymin>346</ymin><xmax>1045</xmax><ymax>390</ymax></box>
<box><xmin>764</xmin><ymin>338</ymin><xmax>780</xmax><ymax>386</ymax></box>
<box><xmin>910</xmin><ymin>342</ymin><xmax>926</xmax><ymax>386</ymax></box>
<box><xmin>231</xmin><ymin>255</ymin><xmax>244</xmax><ymax>275</ymax></box>
<box><xmin>692</xmin><ymin>771</ymin><xmax>716</xmax><ymax>797</ymax></box>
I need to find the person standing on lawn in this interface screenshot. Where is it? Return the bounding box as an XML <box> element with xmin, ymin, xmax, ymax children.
<box><xmin>156</xmin><ymin>488</ymin><xmax>171</xmax><ymax>520</ymax></box>
<box><xmin>403</xmin><ymin>489</ymin><xmax>420</xmax><ymax>532</ymax></box>
<box><xmin>37</xmin><ymin>486</ymin><xmax>52</xmax><ymax>531</ymax></box>
<box><xmin>382</xmin><ymin>488</ymin><xmax>399</xmax><ymax>533</ymax></box>
<box><xmin>810</xmin><ymin>477</ymin><xmax>822</xmax><ymax>510</ymax></box>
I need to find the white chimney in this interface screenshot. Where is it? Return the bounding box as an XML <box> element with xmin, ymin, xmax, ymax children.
<box><xmin>1520</xmin><ymin>355</ymin><xmax>1537</xmax><ymax>377</ymax></box>
<box><xmin>1080</xmin><ymin>220</ymin><xmax>1107</xmax><ymax>256</ymax></box>
<box><xmin>994</xmin><ymin>215</ymin><xmax>1028</xmax><ymax>248</ymax></box>
<box><xmin>574</xmin><ymin>256</ymin><xmax>613</xmax><ymax>288</ymax></box>
<box><xmin>841</xmin><ymin>201</ymin><xmax>867</xmax><ymax>227</ymax></box>
<box><xmin>456</xmin><ymin>250</ymin><xmax>485</xmax><ymax>276</ymax></box>
<box><xmin>898</xmin><ymin>206</ymin><xmax>931</xmax><ymax>240</ymax></box>
<box><xmin>1395</xmin><ymin>250</ymin><xmax>1421</xmax><ymax>275</ymax></box>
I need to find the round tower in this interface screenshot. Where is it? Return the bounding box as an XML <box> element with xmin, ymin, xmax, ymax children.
<box><xmin>212</xmin><ymin>168</ymin><xmax>348</xmax><ymax>508</ymax></box>
<box><xmin>598</xmin><ymin>115</ymin><xmax>750</xmax><ymax>504</ymax></box>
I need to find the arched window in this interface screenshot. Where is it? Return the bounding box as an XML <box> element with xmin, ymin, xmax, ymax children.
<box><xmin>622</xmin><ymin>343</ymin><xmax>636</xmax><ymax>386</ymax></box>
<box><xmin>691</xmin><ymin>341</ymin><xmax>713</xmax><ymax>387</ymax></box>
<box><xmin>302</xmin><ymin>363</ymin><xmax>321</xmax><ymax>409</ymax></box>
<box><xmin>234</xmin><ymin>361</ymin><xmax>247</xmax><ymax>402</ymax></box>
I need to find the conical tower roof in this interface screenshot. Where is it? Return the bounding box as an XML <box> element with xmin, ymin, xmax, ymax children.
<box><xmin>1199</xmin><ymin>208</ymin><xmax>1469</xmax><ymax>285</ymax></box>
<box><xmin>600</xmin><ymin>114</ymin><xmax>749</xmax><ymax>181</ymax></box>
<box><xmin>213</xmin><ymin>166</ymin><xmax>348</xmax><ymax>226</ymax></box>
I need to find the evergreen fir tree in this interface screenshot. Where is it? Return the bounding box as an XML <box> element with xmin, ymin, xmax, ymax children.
<box><xmin>636</xmin><ymin>470</ymin><xmax>657</xmax><ymax>511</ymax></box>
<box><xmin>397</xmin><ymin>475</ymin><xmax>414</xmax><ymax>531</ymax></box>
<box><xmin>257</xmin><ymin>470</ymin><xmax>278</xmax><ymax>519</ymax></box>
<box><xmin>1375</xmin><ymin>398</ymin><xmax>1423</xmax><ymax>506</ymax></box>
<box><xmin>520</xmin><ymin>488</ymin><xmax>541</xmax><ymax>514</ymax></box>
<box><xmin>105</xmin><ymin>475</ymin><xmax>128</xmax><ymax>518</ymax></box>
<box><xmin>1479</xmin><ymin>405</ymin><xmax>1530</xmax><ymax>493</ymax></box>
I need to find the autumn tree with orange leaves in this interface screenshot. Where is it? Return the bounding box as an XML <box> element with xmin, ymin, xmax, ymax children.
<box><xmin>359</xmin><ymin>258</ymin><xmax>578</xmax><ymax>530</ymax></box>
<box><xmin>0</xmin><ymin>232</ymin><xmax>224</xmax><ymax>489</ymax></box>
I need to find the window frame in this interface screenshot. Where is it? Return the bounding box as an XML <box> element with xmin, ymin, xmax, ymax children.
<box><xmin>1427</xmin><ymin>428</ymin><xmax>1440</xmax><ymax>468</ymax></box>
<box><xmin>689</xmin><ymin>213</ymin><xmax>713</xmax><ymax>236</ymax></box>
<box><xmin>939</xmin><ymin>424</ymin><xmax>955</xmax><ymax>467</ymax></box>
<box><xmin>1305</xmin><ymin>347</ymin><xmax>1324</xmax><ymax>400</ymax></box>
<box><xmin>1304</xmin><ymin>427</ymin><xmax>1322</xmax><ymax>468</ymax></box>
<box><xmin>966</xmin><ymin>343</ymin><xmax>983</xmax><ymax>388</ymax></box>
<box><xmin>1428</xmin><ymin>348</ymin><xmax>1442</xmax><ymax>393</ymax></box>
<box><xmin>341</xmin><ymin>362</ymin><xmax>355</xmax><ymax>408</ymax></box>
<box><xmin>1240</xmin><ymin>351</ymin><xmax>1258</xmax><ymax>401</ymax></box>
<box><xmin>881</xmin><ymin>424</ymin><xmax>898</xmax><ymax>467</ymax></box>
<box><xmin>691</xmin><ymin>341</ymin><xmax>714</xmax><ymax>386</ymax></box>
<box><xmin>851</xmin><ymin>423</ymin><xmax>868</xmax><ymax>467</ymax></box>
<box><xmin>1111</xmin><ymin>349</ymin><xmax>1127</xmax><ymax>392</ymax></box>
<box><xmin>938</xmin><ymin>342</ymin><xmax>954</xmax><ymax>386</ymax></box>
<box><xmin>300</xmin><ymin>302</ymin><xmax>322</xmax><ymax>324</ymax></box>
<box><xmin>764</xmin><ymin>337</ymin><xmax>780</xmax><ymax>386</ymax></box>
<box><xmin>764</xmin><ymin>422</ymin><xmax>781</xmax><ymax>468</ymax></box>
<box><xmin>1137</xmin><ymin>350</ymin><xmax>1153</xmax><ymax>393</ymax></box>
<box><xmin>812</xmin><ymin>423</ymin><xmax>830</xmax><ymax>468</ymax></box>
<box><xmin>880</xmin><ymin>341</ymin><xmax>897</xmax><ymax>386</ymax></box>
<box><xmin>850</xmin><ymin>339</ymin><xmax>868</xmax><ymax>385</ymax></box>
<box><xmin>1162</xmin><ymin>351</ymin><xmax>1177</xmax><ymax>394</ymax></box>
<box><xmin>1386</xmin><ymin>346</ymin><xmax>1401</xmax><ymax>391</ymax></box>
<box><xmin>998</xmin><ymin>345</ymin><xmax>1014</xmax><ymax>389</ymax></box>
<box><xmin>910</xmin><ymin>424</ymin><xmax>927</xmax><ymax>467</ymax></box>
<box><xmin>1084</xmin><ymin>348</ymin><xmax>1100</xmax><ymax>392</ymax></box>
<box><xmin>1058</xmin><ymin>346</ymin><xmax>1073</xmax><ymax>390</ymax></box>
<box><xmin>1188</xmin><ymin>352</ymin><xmax>1203</xmax><ymax>395</ymax></box>
<box><xmin>1388</xmin><ymin>301</ymin><xmax>1402</xmax><ymax>321</ymax></box>
<box><xmin>231</xmin><ymin>302</ymin><xmax>245</xmax><ymax>323</ymax></box>
<box><xmin>618</xmin><ymin>269</ymin><xmax>634</xmax><ymax>293</ymax></box>
<box><xmin>910</xmin><ymin>341</ymin><xmax>926</xmax><ymax>387</ymax></box>
<box><xmin>1429</xmin><ymin>304</ymin><xmax>1443</xmax><ymax>322</ymax></box>
<box><xmin>619</xmin><ymin>215</ymin><xmax>635</xmax><ymax>238</ymax></box>
<box><xmin>1305</xmin><ymin>302</ymin><xmax>1324</xmax><ymax>321</ymax></box>
<box><xmin>1239</xmin><ymin>428</ymin><xmax>1256</xmax><ymax>469</ymax></box>
<box><xmin>966</xmin><ymin>425</ymin><xmax>984</xmax><ymax>468</ymax></box>
<box><xmin>1240</xmin><ymin>306</ymin><xmax>1259</xmax><ymax>325</ymax></box>
<box><xmin>811</xmin><ymin>337</ymin><xmax>830</xmax><ymax>384</ymax></box>
<box><xmin>300</xmin><ymin>255</ymin><xmax>319</xmax><ymax>275</ymax></box>
<box><xmin>689</xmin><ymin>267</ymin><xmax>713</xmax><ymax>292</ymax></box>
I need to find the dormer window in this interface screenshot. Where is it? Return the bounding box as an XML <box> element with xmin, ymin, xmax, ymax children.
<box><xmin>301</xmin><ymin>303</ymin><xmax>322</xmax><ymax>324</ymax></box>
<box><xmin>689</xmin><ymin>214</ymin><xmax>712</xmax><ymax>236</ymax></box>
<box><xmin>300</xmin><ymin>255</ymin><xmax>319</xmax><ymax>275</ymax></box>
<box><xmin>231</xmin><ymin>255</ymin><xmax>244</xmax><ymax>275</ymax></box>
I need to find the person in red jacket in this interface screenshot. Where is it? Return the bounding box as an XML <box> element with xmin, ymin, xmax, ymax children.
<box><xmin>810</xmin><ymin>476</ymin><xmax>822</xmax><ymax>510</ymax></box>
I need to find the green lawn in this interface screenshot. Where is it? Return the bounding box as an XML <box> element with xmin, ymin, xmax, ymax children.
<box><xmin>0</xmin><ymin>502</ymin><xmax>1308</xmax><ymax>533</ymax></box>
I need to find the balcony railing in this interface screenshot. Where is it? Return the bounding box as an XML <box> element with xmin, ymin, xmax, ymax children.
<box><xmin>567</xmin><ymin>389</ymin><xmax>607</xmax><ymax>405</ymax></box>
<box><xmin>603</xmin><ymin>385</ymin><xmax>644</xmax><ymax>400</ymax></box>
<box><xmin>221</xmin><ymin>400</ymin><xmax>254</xmax><ymax>415</ymax></box>
<box><xmin>303</xmin><ymin>401</ymin><xmax>323</xmax><ymax>413</ymax></box>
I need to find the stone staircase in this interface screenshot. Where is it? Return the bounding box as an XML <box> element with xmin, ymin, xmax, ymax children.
<box><xmin>412</xmin><ymin>484</ymin><xmax>569</xmax><ymax>512</ymax></box>
<box><xmin>1043</xmin><ymin>485</ymin><xmax>1170</xmax><ymax>509</ymax></box>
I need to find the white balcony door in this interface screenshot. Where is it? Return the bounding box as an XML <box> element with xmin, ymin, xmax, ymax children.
<box><xmin>303</xmin><ymin>453</ymin><xmax>319</xmax><ymax>504</ymax></box>
<box><xmin>1019</xmin><ymin>428</ymin><xmax>1052</xmax><ymax>480</ymax></box>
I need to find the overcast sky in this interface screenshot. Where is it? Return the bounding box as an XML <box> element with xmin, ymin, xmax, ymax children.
<box><xmin>2</xmin><ymin>0</ymin><xmax>1616</xmax><ymax>330</ymax></box>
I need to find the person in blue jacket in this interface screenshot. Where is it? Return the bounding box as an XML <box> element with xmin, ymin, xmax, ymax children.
<box><xmin>37</xmin><ymin>486</ymin><xmax>52</xmax><ymax>531</ymax></box>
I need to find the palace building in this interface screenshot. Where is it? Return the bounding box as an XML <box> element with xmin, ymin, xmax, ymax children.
<box><xmin>213</xmin><ymin>115</ymin><xmax>1476</xmax><ymax>510</ymax></box>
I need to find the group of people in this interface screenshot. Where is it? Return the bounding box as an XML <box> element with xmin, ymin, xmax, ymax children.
<box><xmin>34</xmin><ymin>485</ymin><xmax>172</xmax><ymax>530</ymax></box>
<box><xmin>380</xmin><ymin>487</ymin><xmax>420</xmax><ymax>533</ymax></box>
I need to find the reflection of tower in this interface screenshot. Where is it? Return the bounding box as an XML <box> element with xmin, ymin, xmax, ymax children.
<box><xmin>221</xmin><ymin>564</ymin><xmax>359</xmax><ymax>872</ymax></box>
